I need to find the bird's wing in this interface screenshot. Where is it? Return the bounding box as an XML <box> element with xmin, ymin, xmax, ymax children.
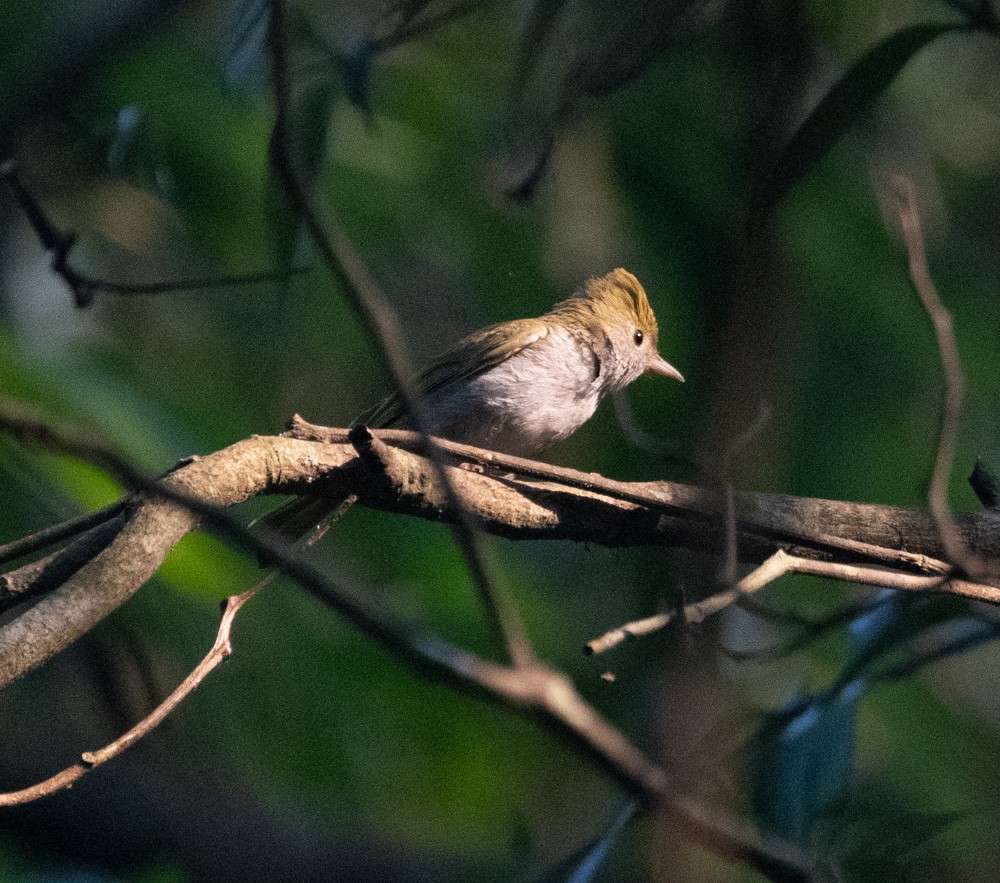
<box><xmin>353</xmin><ymin>318</ymin><xmax>550</xmax><ymax>428</ymax></box>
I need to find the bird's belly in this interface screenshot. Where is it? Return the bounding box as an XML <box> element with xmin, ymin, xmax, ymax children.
<box><xmin>420</xmin><ymin>335</ymin><xmax>601</xmax><ymax>456</ymax></box>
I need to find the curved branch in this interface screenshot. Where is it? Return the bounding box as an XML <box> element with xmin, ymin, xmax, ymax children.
<box><xmin>0</xmin><ymin>588</ymin><xmax>258</xmax><ymax>806</ymax></box>
<box><xmin>3</xmin><ymin>428</ymin><xmax>999</xmax><ymax>690</ymax></box>
<box><xmin>891</xmin><ymin>174</ymin><xmax>995</xmax><ymax>579</ymax></box>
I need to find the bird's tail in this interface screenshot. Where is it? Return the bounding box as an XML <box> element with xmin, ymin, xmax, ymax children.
<box><xmin>252</xmin><ymin>492</ymin><xmax>357</xmax><ymax>563</ymax></box>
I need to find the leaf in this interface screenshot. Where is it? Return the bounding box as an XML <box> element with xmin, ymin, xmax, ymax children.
<box><xmin>763</xmin><ymin>22</ymin><xmax>963</xmax><ymax>209</ymax></box>
<box><xmin>813</xmin><ymin>786</ymin><xmax>965</xmax><ymax>881</ymax></box>
<box><xmin>832</xmin><ymin>593</ymin><xmax>969</xmax><ymax>692</ymax></box>
<box><xmin>528</xmin><ymin>803</ymin><xmax>636</xmax><ymax>883</ymax></box>
<box><xmin>337</xmin><ymin>38</ymin><xmax>377</xmax><ymax>116</ymax></box>
<box><xmin>221</xmin><ymin>0</ymin><xmax>271</xmax><ymax>91</ymax></box>
<box><xmin>750</xmin><ymin>687</ymin><xmax>858</xmax><ymax>846</ymax></box>
<box><xmin>516</xmin><ymin>0</ymin><xmax>571</xmax><ymax>95</ymax></box>
<box><xmin>750</xmin><ymin>591</ymin><xmax>977</xmax><ymax>847</ymax></box>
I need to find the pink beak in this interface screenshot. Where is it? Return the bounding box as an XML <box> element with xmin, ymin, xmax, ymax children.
<box><xmin>648</xmin><ymin>353</ymin><xmax>685</xmax><ymax>382</ymax></box>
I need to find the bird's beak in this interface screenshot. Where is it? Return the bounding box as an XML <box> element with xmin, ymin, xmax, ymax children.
<box><xmin>648</xmin><ymin>353</ymin><xmax>685</xmax><ymax>382</ymax></box>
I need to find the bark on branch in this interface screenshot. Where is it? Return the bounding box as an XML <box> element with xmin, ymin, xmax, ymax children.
<box><xmin>2</xmin><ymin>428</ymin><xmax>999</xmax><ymax>690</ymax></box>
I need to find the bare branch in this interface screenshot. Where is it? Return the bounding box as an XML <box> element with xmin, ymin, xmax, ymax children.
<box><xmin>585</xmin><ymin>549</ymin><xmax>975</xmax><ymax>655</ymax></box>
<box><xmin>287</xmin><ymin>418</ymin><xmax>1000</xmax><ymax>579</ymax></box>
<box><xmin>17</xmin><ymin>413</ymin><xmax>995</xmax><ymax>876</ymax></box>
<box><xmin>0</xmin><ymin>501</ymin><xmax>125</xmax><ymax>566</ymax></box>
<box><xmin>4</xmin><ymin>427</ymin><xmax>1000</xmax><ymax>682</ymax></box>
<box><xmin>1</xmin><ymin>160</ymin><xmax>302</xmax><ymax>307</ymax></box>
<box><xmin>0</xmin><ymin>434</ymin><xmax>811</xmax><ymax>874</ymax></box>
<box><xmin>0</xmin><ymin>586</ymin><xmax>259</xmax><ymax>806</ymax></box>
<box><xmin>890</xmin><ymin>175</ymin><xmax>995</xmax><ymax>578</ymax></box>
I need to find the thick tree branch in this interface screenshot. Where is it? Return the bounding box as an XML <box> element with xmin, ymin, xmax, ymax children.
<box><xmin>0</xmin><ymin>428</ymin><xmax>813</xmax><ymax>877</ymax></box>
<box><xmin>4</xmin><ymin>428</ymin><xmax>1000</xmax><ymax>688</ymax></box>
<box><xmin>286</xmin><ymin>420</ymin><xmax>1000</xmax><ymax>580</ymax></box>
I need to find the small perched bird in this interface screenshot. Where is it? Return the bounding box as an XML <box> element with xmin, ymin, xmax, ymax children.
<box><xmin>262</xmin><ymin>268</ymin><xmax>683</xmax><ymax>540</ymax></box>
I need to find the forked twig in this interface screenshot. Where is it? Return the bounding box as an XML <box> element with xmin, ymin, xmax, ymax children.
<box><xmin>0</xmin><ymin>585</ymin><xmax>261</xmax><ymax>806</ymax></box>
<box><xmin>1</xmin><ymin>160</ymin><xmax>302</xmax><ymax>308</ymax></box>
<box><xmin>585</xmin><ymin>550</ymin><xmax>953</xmax><ymax>655</ymax></box>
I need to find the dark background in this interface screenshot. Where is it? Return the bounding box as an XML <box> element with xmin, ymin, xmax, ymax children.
<box><xmin>1</xmin><ymin>0</ymin><xmax>999</xmax><ymax>879</ymax></box>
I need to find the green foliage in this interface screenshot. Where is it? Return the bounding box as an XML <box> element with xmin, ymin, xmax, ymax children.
<box><xmin>764</xmin><ymin>22</ymin><xmax>964</xmax><ymax>209</ymax></box>
<box><xmin>2</xmin><ymin>0</ymin><xmax>1000</xmax><ymax>880</ymax></box>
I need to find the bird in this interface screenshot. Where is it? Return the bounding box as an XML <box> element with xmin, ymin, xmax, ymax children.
<box><xmin>260</xmin><ymin>268</ymin><xmax>683</xmax><ymax>542</ymax></box>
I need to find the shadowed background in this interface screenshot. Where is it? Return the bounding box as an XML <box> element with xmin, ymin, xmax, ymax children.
<box><xmin>1</xmin><ymin>0</ymin><xmax>999</xmax><ymax>879</ymax></box>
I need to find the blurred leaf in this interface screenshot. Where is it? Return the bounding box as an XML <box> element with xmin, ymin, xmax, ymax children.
<box><xmin>44</xmin><ymin>457</ymin><xmax>123</xmax><ymax>511</ymax></box>
<box><xmin>160</xmin><ymin>531</ymin><xmax>257</xmax><ymax>601</ymax></box>
<box><xmin>764</xmin><ymin>22</ymin><xmax>962</xmax><ymax>209</ymax></box>
<box><xmin>876</xmin><ymin>617</ymin><xmax>1000</xmax><ymax>682</ymax></box>
<box><xmin>516</xmin><ymin>0</ymin><xmax>571</xmax><ymax>95</ymax></box>
<box><xmin>751</xmin><ymin>685</ymin><xmax>858</xmax><ymax>845</ymax></box>
<box><xmin>337</xmin><ymin>37</ymin><xmax>377</xmax><ymax>116</ymax></box>
<box><xmin>267</xmin><ymin>10</ymin><xmax>339</xmax><ymax>266</ymax></box>
<box><xmin>751</xmin><ymin>591</ymin><xmax>976</xmax><ymax>846</ymax></box>
<box><xmin>505</xmin><ymin>0</ymin><xmax>710</xmax><ymax>199</ymax></box>
<box><xmin>833</xmin><ymin>593</ymin><xmax>969</xmax><ymax>692</ymax></box>
<box><xmin>221</xmin><ymin>0</ymin><xmax>270</xmax><ymax>90</ymax></box>
<box><xmin>970</xmin><ymin>458</ymin><xmax>1000</xmax><ymax>508</ymax></box>
<box><xmin>529</xmin><ymin>803</ymin><xmax>636</xmax><ymax>883</ymax></box>
<box><xmin>813</xmin><ymin>787</ymin><xmax>964</xmax><ymax>881</ymax></box>
<box><xmin>88</xmin><ymin>35</ymin><xmax>277</xmax><ymax>265</ymax></box>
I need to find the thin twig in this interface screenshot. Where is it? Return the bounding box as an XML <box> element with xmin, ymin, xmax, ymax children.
<box><xmin>0</xmin><ymin>585</ymin><xmax>260</xmax><ymax>806</ymax></box>
<box><xmin>585</xmin><ymin>549</ymin><xmax>959</xmax><ymax>654</ymax></box>
<box><xmin>587</xmin><ymin>552</ymin><xmax>791</xmax><ymax>654</ymax></box>
<box><xmin>1</xmin><ymin>159</ymin><xmax>303</xmax><ymax>308</ymax></box>
<box><xmin>890</xmin><ymin>175</ymin><xmax>993</xmax><ymax>578</ymax></box>
<box><xmin>0</xmin><ymin>501</ymin><xmax>126</xmax><ymax>565</ymax></box>
<box><xmin>0</xmin><ymin>396</ymin><xmax>151</xmax><ymax>486</ymax></box>
<box><xmin>267</xmin><ymin>3</ymin><xmax>534</xmax><ymax>668</ymax></box>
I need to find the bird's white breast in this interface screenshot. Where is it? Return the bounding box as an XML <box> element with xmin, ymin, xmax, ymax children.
<box><xmin>420</xmin><ymin>325</ymin><xmax>603</xmax><ymax>456</ymax></box>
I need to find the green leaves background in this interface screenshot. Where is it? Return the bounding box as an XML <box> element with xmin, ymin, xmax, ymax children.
<box><xmin>1</xmin><ymin>0</ymin><xmax>999</xmax><ymax>879</ymax></box>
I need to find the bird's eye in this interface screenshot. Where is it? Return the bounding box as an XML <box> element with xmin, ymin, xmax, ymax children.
<box><xmin>633</xmin><ymin>330</ymin><xmax>644</xmax><ymax>346</ymax></box>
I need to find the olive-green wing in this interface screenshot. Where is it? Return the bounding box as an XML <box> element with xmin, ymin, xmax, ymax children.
<box><xmin>353</xmin><ymin>318</ymin><xmax>550</xmax><ymax>428</ymax></box>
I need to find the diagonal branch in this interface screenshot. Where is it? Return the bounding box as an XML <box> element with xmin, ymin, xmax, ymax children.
<box><xmin>266</xmin><ymin>1</ymin><xmax>534</xmax><ymax>668</ymax></box>
<box><xmin>0</xmin><ymin>586</ymin><xmax>260</xmax><ymax>806</ymax></box>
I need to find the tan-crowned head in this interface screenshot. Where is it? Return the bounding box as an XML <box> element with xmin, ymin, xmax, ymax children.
<box><xmin>552</xmin><ymin>268</ymin><xmax>684</xmax><ymax>391</ymax></box>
